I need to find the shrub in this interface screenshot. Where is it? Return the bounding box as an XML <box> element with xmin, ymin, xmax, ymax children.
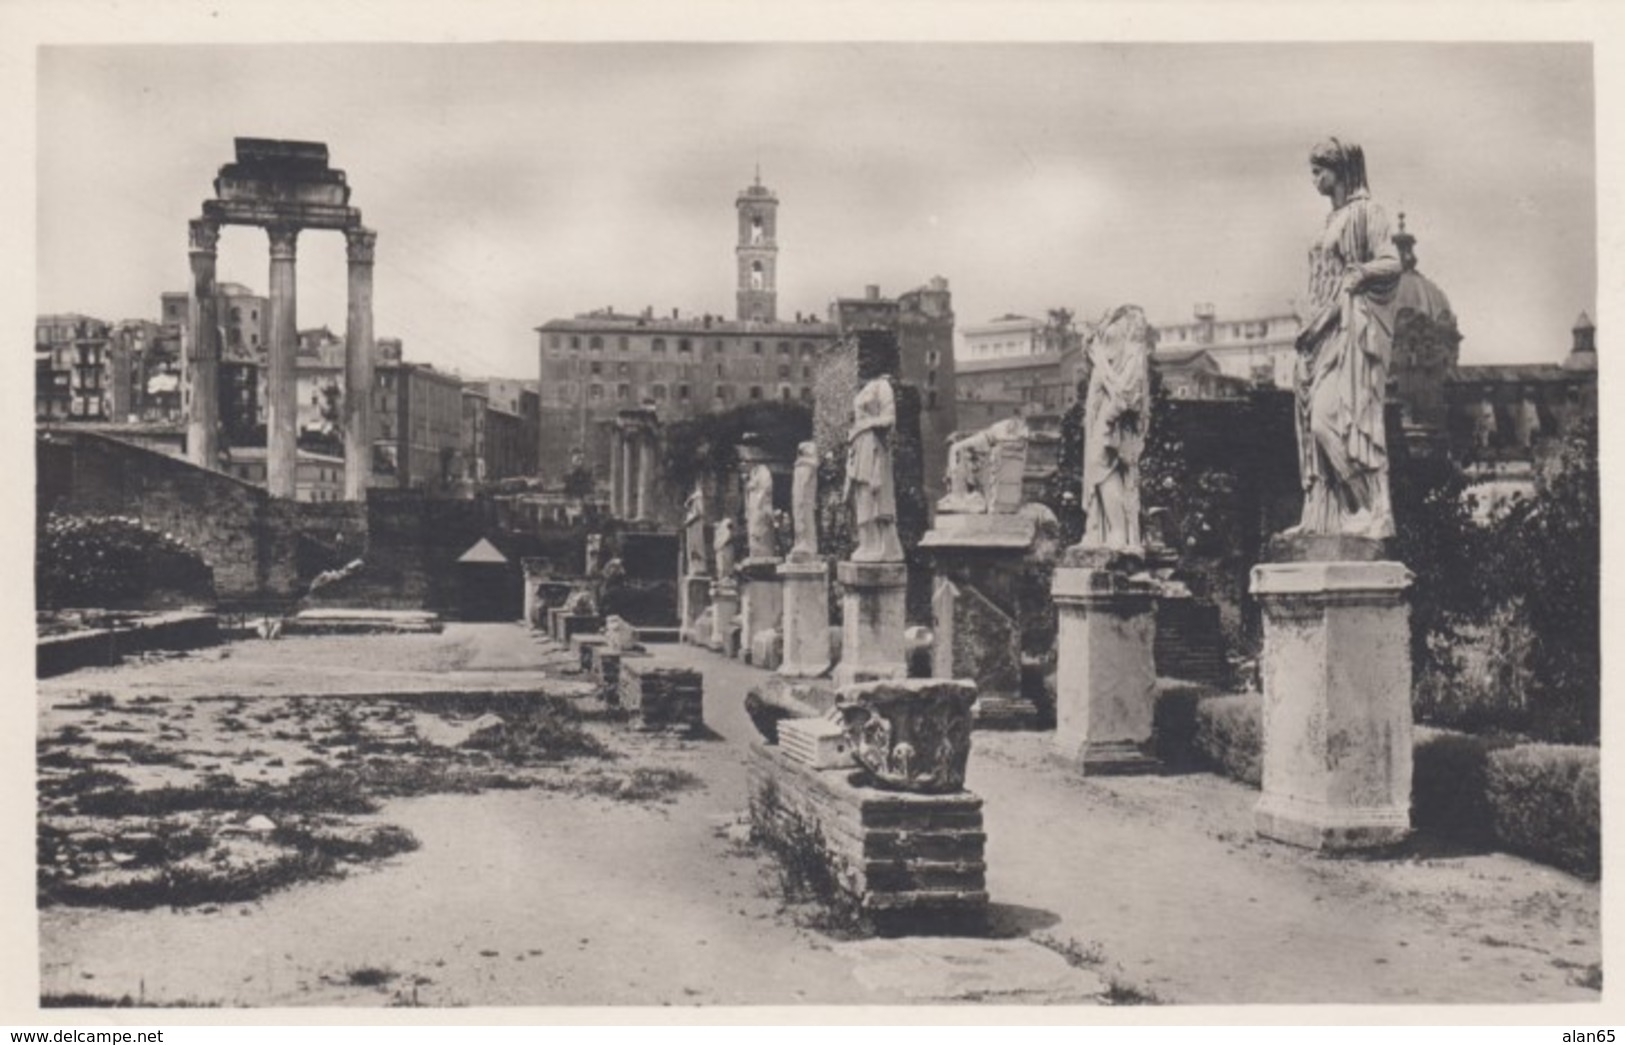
<box><xmin>1484</xmin><ymin>744</ymin><xmax>1599</xmax><ymax>879</ymax></box>
<box><xmin>1410</xmin><ymin>727</ymin><xmax>1517</xmax><ymax>848</ymax></box>
<box><xmin>37</xmin><ymin>512</ymin><xmax>212</xmax><ymax>610</ymax></box>
<box><xmin>1191</xmin><ymin>693</ymin><xmax>1262</xmax><ymax>786</ymax></box>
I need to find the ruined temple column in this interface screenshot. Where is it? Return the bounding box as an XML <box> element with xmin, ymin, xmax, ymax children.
<box><xmin>186</xmin><ymin>219</ymin><xmax>222</xmax><ymax>470</ymax></box>
<box><xmin>266</xmin><ymin>222</ymin><xmax>301</xmax><ymax>499</ymax></box>
<box><xmin>608</xmin><ymin>427</ymin><xmax>625</xmax><ymax>517</ymax></box>
<box><xmin>620</xmin><ymin>431</ymin><xmax>636</xmax><ymax>520</ymax></box>
<box><xmin>343</xmin><ymin>226</ymin><xmax>377</xmax><ymax>500</ymax></box>
<box><xmin>636</xmin><ymin>430</ymin><xmax>656</xmax><ymax>520</ymax></box>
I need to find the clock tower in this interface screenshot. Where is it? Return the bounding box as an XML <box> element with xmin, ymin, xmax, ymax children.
<box><xmin>735</xmin><ymin>169</ymin><xmax>778</xmax><ymax>323</ymax></box>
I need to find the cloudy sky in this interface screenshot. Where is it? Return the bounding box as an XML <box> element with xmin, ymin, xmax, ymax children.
<box><xmin>36</xmin><ymin>42</ymin><xmax>1595</xmax><ymax>378</ymax></box>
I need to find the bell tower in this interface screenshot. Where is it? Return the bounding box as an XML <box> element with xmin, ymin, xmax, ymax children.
<box><xmin>735</xmin><ymin>168</ymin><xmax>778</xmax><ymax>323</ymax></box>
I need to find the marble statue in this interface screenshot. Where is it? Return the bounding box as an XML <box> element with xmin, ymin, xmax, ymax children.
<box><xmin>844</xmin><ymin>375</ymin><xmax>905</xmax><ymax>563</ymax></box>
<box><xmin>584</xmin><ymin>533</ymin><xmax>604</xmax><ymax>577</ymax></box>
<box><xmin>683</xmin><ymin>483</ymin><xmax>708</xmax><ymax>575</ymax></box>
<box><xmin>1289</xmin><ymin>137</ymin><xmax>1402</xmax><ymax>540</ymax></box>
<box><xmin>939</xmin><ymin>416</ymin><xmax>1030</xmax><ymax>514</ymax></box>
<box><xmin>789</xmin><ymin>440</ymin><xmax>819</xmax><ymax>562</ymax></box>
<box><xmin>713</xmin><ymin>516</ymin><xmax>737</xmax><ymax>579</ymax></box>
<box><xmin>745</xmin><ymin>463</ymin><xmax>777</xmax><ymax>560</ymax></box>
<box><xmin>1079</xmin><ymin>305</ymin><xmax>1153</xmax><ymax>549</ymax></box>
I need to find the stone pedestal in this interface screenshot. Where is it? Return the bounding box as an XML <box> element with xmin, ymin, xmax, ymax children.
<box><xmin>1251</xmin><ymin>560</ymin><xmax>1414</xmax><ymax>851</ymax></box>
<box><xmin>520</xmin><ymin>558</ymin><xmax>550</xmax><ymax>629</ymax></box>
<box><xmin>738</xmin><ymin>557</ymin><xmax>783</xmax><ymax>665</ymax></box>
<box><xmin>777</xmin><ymin>559</ymin><xmax>831</xmax><ymax>678</ymax></box>
<box><xmin>834</xmin><ymin>560</ymin><xmax>908</xmax><ymax>688</ymax></box>
<box><xmin>681</xmin><ymin>574</ymin><xmax>712</xmax><ymax>645</ymax></box>
<box><xmin>708</xmin><ymin>579</ymin><xmax>740</xmax><ymax>656</ymax></box>
<box><xmin>1051</xmin><ymin>565</ymin><xmax>1159</xmax><ymax>774</ymax></box>
<box><xmin>920</xmin><ymin>510</ymin><xmax>1053</xmax><ymax>730</ymax></box>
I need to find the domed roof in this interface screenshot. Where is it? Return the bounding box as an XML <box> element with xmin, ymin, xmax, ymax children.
<box><xmin>1391</xmin><ymin>213</ymin><xmax>1455</xmax><ymax>326</ymax></box>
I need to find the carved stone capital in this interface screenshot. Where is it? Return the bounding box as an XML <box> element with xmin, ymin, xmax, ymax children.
<box><xmin>345</xmin><ymin>226</ymin><xmax>377</xmax><ymax>265</ymax></box>
<box><xmin>266</xmin><ymin>223</ymin><xmax>301</xmax><ymax>260</ymax></box>
<box><xmin>188</xmin><ymin>219</ymin><xmax>220</xmax><ymax>255</ymax></box>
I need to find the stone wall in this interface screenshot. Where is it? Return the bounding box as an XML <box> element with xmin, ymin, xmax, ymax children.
<box><xmin>37</xmin><ymin>431</ymin><xmax>300</xmax><ymax>606</ymax></box>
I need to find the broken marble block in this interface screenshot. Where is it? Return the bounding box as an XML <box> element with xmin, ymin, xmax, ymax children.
<box><xmin>836</xmin><ymin>678</ymin><xmax>977</xmax><ymax>794</ymax></box>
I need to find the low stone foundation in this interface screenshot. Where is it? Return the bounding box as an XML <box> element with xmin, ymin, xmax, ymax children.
<box><xmin>746</xmin><ymin>742</ymin><xmax>988</xmax><ymax>932</ymax></box>
<box><xmin>618</xmin><ymin>663</ymin><xmax>704</xmax><ymax>730</ymax></box>
<box><xmin>590</xmin><ymin>645</ymin><xmax>648</xmax><ymax>704</ymax></box>
<box><xmin>37</xmin><ymin>611</ymin><xmax>221</xmax><ymax>678</ymax></box>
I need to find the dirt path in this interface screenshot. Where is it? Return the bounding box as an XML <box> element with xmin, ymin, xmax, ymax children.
<box><xmin>36</xmin><ymin>626</ymin><xmax>1600</xmax><ymax>1008</ymax></box>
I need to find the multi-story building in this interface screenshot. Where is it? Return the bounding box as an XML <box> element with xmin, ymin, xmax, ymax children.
<box><xmin>536</xmin><ymin>175</ymin><xmax>843</xmax><ymax>487</ymax></box>
<box><xmin>460</xmin><ymin>387</ymin><xmax>488</xmax><ymax>483</ymax></box>
<box><xmin>1153</xmin><ymin>304</ymin><xmax>1302</xmax><ymax>389</ymax></box>
<box><xmin>161</xmin><ymin>283</ymin><xmax>269</xmax><ymax>436</ymax></box>
<box><xmin>294</xmin><ymin>326</ymin><xmax>347</xmax><ymax>438</ymax></box>
<box><xmin>829</xmin><ymin>280</ymin><xmax>958</xmax><ymax>503</ymax></box>
<box><xmin>224</xmin><ymin>447</ymin><xmax>347</xmax><ymax>503</ymax></box>
<box><xmin>485</xmin><ymin>403</ymin><xmax>526</xmax><ymax>482</ymax></box>
<box><xmin>35</xmin><ymin>314</ymin><xmax>111</xmax><ymax>421</ymax></box>
<box><xmin>471</xmin><ymin>377</ymin><xmax>540</xmax><ymax>478</ymax></box>
<box><xmin>373</xmin><ymin>360</ymin><xmax>463</xmax><ymax>492</ymax></box>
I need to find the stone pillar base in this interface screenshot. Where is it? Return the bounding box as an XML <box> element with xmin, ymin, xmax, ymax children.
<box><xmin>1050</xmin><ymin>566</ymin><xmax>1158</xmax><ymax>775</ymax></box>
<box><xmin>681</xmin><ymin>574</ymin><xmax>712</xmax><ymax>645</ymax></box>
<box><xmin>778</xmin><ymin>559</ymin><xmax>831</xmax><ymax>678</ymax></box>
<box><xmin>834</xmin><ymin>560</ymin><xmax>908</xmax><ymax>689</ymax></box>
<box><xmin>1251</xmin><ymin>559</ymin><xmax>1414</xmax><ymax>852</ymax></box>
<box><xmin>739</xmin><ymin>557</ymin><xmax>784</xmax><ymax>665</ymax></box>
<box><xmin>708</xmin><ymin>580</ymin><xmax>740</xmax><ymax>656</ymax></box>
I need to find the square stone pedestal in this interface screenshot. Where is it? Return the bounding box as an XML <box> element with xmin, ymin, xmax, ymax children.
<box><xmin>680</xmin><ymin>574</ymin><xmax>712</xmax><ymax>645</ymax></box>
<box><xmin>777</xmin><ymin>559</ymin><xmax>831</xmax><ymax>678</ymax></box>
<box><xmin>1251</xmin><ymin>560</ymin><xmax>1414</xmax><ymax>851</ymax></box>
<box><xmin>708</xmin><ymin>579</ymin><xmax>740</xmax><ymax>656</ymax></box>
<box><xmin>834</xmin><ymin>560</ymin><xmax>908</xmax><ymax>688</ymax></box>
<box><xmin>1050</xmin><ymin>565</ymin><xmax>1159</xmax><ymax>774</ymax></box>
<box><xmin>738</xmin><ymin>557</ymin><xmax>784</xmax><ymax>665</ymax></box>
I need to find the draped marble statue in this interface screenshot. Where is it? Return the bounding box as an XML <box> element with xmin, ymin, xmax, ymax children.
<box><xmin>1079</xmin><ymin>305</ymin><xmax>1153</xmax><ymax>550</ymax></box>
<box><xmin>789</xmin><ymin>440</ymin><xmax>819</xmax><ymax>562</ymax></box>
<box><xmin>713</xmin><ymin>516</ymin><xmax>737</xmax><ymax>579</ymax></box>
<box><xmin>939</xmin><ymin>416</ymin><xmax>1030</xmax><ymax>514</ymax></box>
<box><xmin>844</xmin><ymin>376</ymin><xmax>905</xmax><ymax>563</ymax></box>
<box><xmin>1290</xmin><ymin>137</ymin><xmax>1402</xmax><ymax>540</ymax></box>
<box><xmin>683</xmin><ymin>482</ymin><xmax>709</xmax><ymax>575</ymax></box>
<box><xmin>745</xmin><ymin>463</ymin><xmax>777</xmax><ymax>560</ymax></box>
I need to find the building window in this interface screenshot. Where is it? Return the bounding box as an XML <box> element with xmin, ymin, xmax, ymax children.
<box><xmin>778</xmin><ymin>364</ymin><xmax>791</xmax><ymax>379</ymax></box>
<box><xmin>802</xmin><ymin>365</ymin><xmax>813</xmax><ymax>380</ymax></box>
<box><xmin>589</xmin><ymin>384</ymin><xmax>603</xmax><ymax>400</ymax></box>
<box><xmin>652</xmin><ymin>384</ymin><xmax>667</xmax><ymax>401</ymax></box>
<box><xmin>652</xmin><ymin>338</ymin><xmax>666</xmax><ymax>353</ymax></box>
<box><xmin>678</xmin><ymin>384</ymin><xmax>690</xmax><ymax>401</ymax></box>
<box><xmin>713</xmin><ymin>339</ymin><xmax>725</xmax><ymax>353</ymax></box>
<box><xmin>801</xmin><ymin>386</ymin><xmax>814</xmax><ymax>401</ymax></box>
<box><xmin>926</xmin><ymin>391</ymin><xmax>938</xmax><ymax>409</ymax></box>
<box><xmin>569</xmin><ymin>336</ymin><xmax>581</xmax><ymax>350</ymax></box>
<box><xmin>780</xmin><ymin>386</ymin><xmax>793</xmax><ymax>400</ymax></box>
<box><xmin>617</xmin><ymin>362</ymin><xmax>629</xmax><ymax>376</ymax></box>
<box><xmin>617</xmin><ymin>384</ymin><xmax>630</xmax><ymax>400</ymax></box>
<box><xmin>800</xmin><ymin>341</ymin><xmax>814</xmax><ymax>358</ymax></box>
<box><xmin>589</xmin><ymin>336</ymin><xmax>603</xmax><ymax>351</ymax></box>
<box><xmin>590</xmin><ymin>361</ymin><xmax>602</xmax><ymax>376</ymax></box>
<box><xmin>778</xmin><ymin>341</ymin><xmax>791</xmax><ymax>356</ymax></box>
<box><xmin>715</xmin><ymin>385</ymin><xmax>729</xmax><ymax>400</ymax></box>
<box><xmin>752</xmin><ymin>341</ymin><xmax>763</xmax><ymax>355</ymax></box>
<box><xmin>927</xmin><ymin>370</ymin><xmax>937</xmax><ymax>387</ymax></box>
<box><xmin>749</xmin><ymin>385</ymin><xmax>763</xmax><ymax>400</ymax></box>
<box><xmin>618</xmin><ymin>336</ymin><xmax>629</xmax><ymax>351</ymax></box>
<box><xmin>678</xmin><ymin>338</ymin><xmax>692</xmax><ymax>353</ymax></box>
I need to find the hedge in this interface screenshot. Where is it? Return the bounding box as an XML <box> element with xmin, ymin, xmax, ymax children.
<box><xmin>1178</xmin><ymin>691</ymin><xmax>1597</xmax><ymax>878</ymax></box>
<box><xmin>1484</xmin><ymin>744</ymin><xmax>1600</xmax><ymax>879</ymax></box>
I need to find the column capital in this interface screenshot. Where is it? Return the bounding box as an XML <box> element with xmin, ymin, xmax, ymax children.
<box><xmin>345</xmin><ymin>226</ymin><xmax>378</xmax><ymax>265</ymax></box>
<box><xmin>266</xmin><ymin>222</ymin><xmax>301</xmax><ymax>259</ymax></box>
<box><xmin>188</xmin><ymin>219</ymin><xmax>220</xmax><ymax>255</ymax></box>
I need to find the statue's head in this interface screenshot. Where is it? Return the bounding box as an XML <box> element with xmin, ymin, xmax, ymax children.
<box><xmin>797</xmin><ymin>440</ymin><xmax>817</xmax><ymax>461</ymax></box>
<box><xmin>1309</xmin><ymin>137</ymin><xmax>1370</xmax><ymax>195</ymax></box>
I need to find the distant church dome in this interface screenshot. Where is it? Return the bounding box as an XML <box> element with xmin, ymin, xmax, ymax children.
<box><xmin>1391</xmin><ymin>213</ymin><xmax>1455</xmax><ymax>326</ymax></box>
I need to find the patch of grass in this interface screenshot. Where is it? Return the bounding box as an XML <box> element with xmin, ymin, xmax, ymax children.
<box><xmin>96</xmin><ymin>739</ymin><xmax>191</xmax><ymax>766</ymax></box>
<box><xmin>40</xmin><ymin>991</ymin><xmax>219</xmax><ymax>1009</ymax></box>
<box><xmin>272</xmin><ymin>822</ymin><xmax>419</xmax><ymax>864</ymax></box>
<box><xmin>1103</xmin><ymin>977</ymin><xmax>1164</xmax><ymax>1005</ymax></box>
<box><xmin>42</xmin><ymin>768</ymin><xmax>134</xmax><ymax>797</ymax></box>
<box><xmin>459</xmin><ymin>706</ymin><xmax>609</xmax><ymax>764</ymax></box>
<box><xmin>345</xmin><ymin>966</ymin><xmax>397</xmax><ymax>988</ymax></box>
<box><xmin>1032</xmin><ymin>933</ymin><xmax>1106</xmax><ymax>969</ymax></box>
<box><xmin>574</xmin><ymin>767</ymin><xmax>704</xmax><ymax>804</ymax></box>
